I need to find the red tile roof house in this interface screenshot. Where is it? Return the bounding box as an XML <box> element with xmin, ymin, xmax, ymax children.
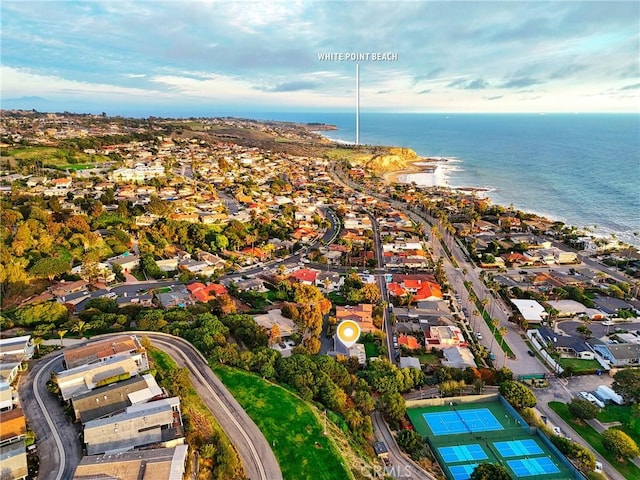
<box><xmin>289</xmin><ymin>269</ymin><xmax>318</xmax><ymax>285</ymax></box>
<box><xmin>387</xmin><ymin>275</ymin><xmax>443</xmax><ymax>304</ymax></box>
<box><xmin>187</xmin><ymin>282</ymin><xmax>228</xmax><ymax>303</ymax></box>
<box><xmin>335</xmin><ymin>304</ymin><xmax>378</xmax><ymax>333</ymax></box>
<box><xmin>398</xmin><ymin>334</ymin><xmax>421</xmax><ymax>350</ymax></box>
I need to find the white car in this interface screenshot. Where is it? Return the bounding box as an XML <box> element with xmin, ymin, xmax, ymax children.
<box><xmin>602</xmin><ymin>320</ymin><xmax>614</xmax><ymax>326</ymax></box>
<box><xmin>594</xmin><ymin>461</ymin><xmax>603</xmax><ymax>473</ymax></box>
<box><xmin>476</xmin><ymin>332</ymin><xmax>483</xmax><ymax>340</ymax></box>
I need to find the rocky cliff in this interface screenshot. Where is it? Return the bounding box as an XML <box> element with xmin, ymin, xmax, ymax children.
<box><xmin>361</xmin><ymin>147</ymin><xmax>420</xmax><ymax>175</ymax></box>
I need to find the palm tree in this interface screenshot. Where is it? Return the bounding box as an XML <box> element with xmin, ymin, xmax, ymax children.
<box><xmin>489</xmin><ymin>319</ymin><xmax>500</xmax><ymax>351</ymax></box>
<box><xmin>71</xmin><ymin>320</ymin><xmax>88</xmax><ymax>338</ymax></box>
<box><xmin>498</xmin><ymin>326</ymin><xmax>508</xmax><ymax>367</ymax></box>
<box><xmin>57</xmin><ymin>329</ymin><xmax>68</xmax><ymax>348</ymax></box>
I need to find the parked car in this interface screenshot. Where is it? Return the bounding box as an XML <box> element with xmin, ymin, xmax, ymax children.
<box><xmin>476</xmin><ymin>332</ymin><xmax>483</xmax><ymax>340</ymax></box>
<box><xmin>527</xmin><ymin>350</ymin><xmax>535</xmax><ymax>357</ymax></box>
<box><xmin>595</xmin><ymin>462</ymin><xmax>603</xmax><ymax>473</ymax></box>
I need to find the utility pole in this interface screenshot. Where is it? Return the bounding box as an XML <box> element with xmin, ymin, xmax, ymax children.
<box><xmin>356</xmin><ymin>63</ymin><xmax>360</xmax><ymax>145</ymax></box>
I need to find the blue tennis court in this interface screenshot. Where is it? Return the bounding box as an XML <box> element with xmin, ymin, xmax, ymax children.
<box><xmin>448</xmin><ymin>463</ymin><xmax>479</xmax><ymax>480</ymax></box>
<box><xmin>494</xmin><ymin>439</ymin><xmax>544</xmax><ymax>458</ymax></box>
<box><xmin>423</xmin><ymin>408</ymin><xmax>504</xmax><ymax>435</ymax></box>
<box><xmin>438</xmin><ymin>444</ymin><xmax>488</xmax><ymax>463</ymax></box>
<box><xmin>507</xmin><ymin>457</ymin><xmax>560</xmax><ymax>477</ymax></box>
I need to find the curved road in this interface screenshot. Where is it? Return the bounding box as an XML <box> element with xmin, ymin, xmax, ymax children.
<box><xmin>21</xmin><ymin>333</ymin><xmax>281</xmax><ymax>480</ymax></box>
<box><xmin>371</xmin><ymin>412</ymin><xmax>436</xmax><ymax>480</ymax></box>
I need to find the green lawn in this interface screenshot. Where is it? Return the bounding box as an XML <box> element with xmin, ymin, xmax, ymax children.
<box><xmin>212</xmin><ymin>365</ymin><xmax>352</xmax><ymax>480</ymax></box>
<box><xmin>554</xmin><ymin>357</ymin><xmax>602</xmax><ymax>374</ymax></box>
<box><xmin>418</xmin><ymin>353</ymin><xmax>440</xmax><ymax>366</ymax></box>
<box><xmin>598</xmin><ymin>404</ymin><xmax>640</xmax><ymax>445</ymax></box>
<box><xmin>549</xmin><ymin>401</ymin><xmax>640</xmax><ymax>480</ymax></box>
<box><xmin>361</xmin><ymin>341</ymin><xmax>379</xmax><ymax>358</ymax></box>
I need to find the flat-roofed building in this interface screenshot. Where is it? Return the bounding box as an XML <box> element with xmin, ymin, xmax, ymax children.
<box><xmin>83</xmin><ymin>397</ymin><xmax>183</xmax><ymax>455</ymax></box>
<box><xmin>73</xmin><ymin>445</ymin><xmax>188</xmax><ymax>480</ymax></box>
<box><xmin>71</xmin><ymin>374</ymin><xmax>163</xmax><ymax>423</ymax></box>
<box><xmin>0</xmin><ymin>408</ymin><xmax>27</xmax><ymax>480</ymax></box>
<box><xmin>56</xmin><ymin>356</ymin><xmax>145</xmax><ymax>401</ymax></box>
<box><xmin>63</xmin><ymin>335</ymin><xmax>148</xmax><ymax>371</ymax></box>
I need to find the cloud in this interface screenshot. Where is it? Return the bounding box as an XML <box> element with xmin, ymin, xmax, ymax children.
<box><xmin>500</xmin><ymin>77</ymin><xmax>542</xmax><ymax>89</ymax></box>
<box><xmin>485</xmin><ymin>96</ymin><xmax>503</xmax><ymax>101</ymax></box>
<box><xmin>266</xmin><ymin>81</ymin><xmax>320</xmax><ymax>92</ymax></box>
<box><xmin>620</xmin><ymin>83</ymin><xmax>640</xmax><ymax>91</ymax></box>
<box><xmin>447</xmin><ymin>78</ymin><xmax>490</xmax><ymax>90</ymax></box>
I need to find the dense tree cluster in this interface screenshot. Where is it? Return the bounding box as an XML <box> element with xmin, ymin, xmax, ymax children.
<box><xmin>568</xmin><ymin>397</ymin><xmax>599</xmax><ymax>420</ymax></box>
<box><xmin>499</xmin><ymin>380</ymin><xmax>536</xmax><ymax>409</ymax></box>
<box><xmin>601</xmin><ymin>428</ymin><xmax>640</xmax><ymax>460</ymax></box>
<box><xmin>612</xmin><ymin>368</ymin><xmax>640</xmax><ymax>403</ymax></box>
<box><xmin>550</xmin><ymin>435</ymin><xmax>596</xmax><ymax>471</ymax></box>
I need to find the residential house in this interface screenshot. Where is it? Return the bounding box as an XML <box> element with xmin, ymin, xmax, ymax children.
<box><xmin>56</xmin><ymin>356</ymin><xmax>147</xmax><ymax>401</ymax></box>
<box><xmin>290</xmin><ymin>268</ymin><xmax>318</xmax><ymax>285</ymax></box>
<box><xmin>441</xmin><ymin>346</ymin><xmax>477</xmax><ymax>369</ymax></box>
<box><xmin>187</xmin><ymin>282</ymin><xmax>227</xmax><ymax>303</ymax></box>
<box><xmin>0</xmin><ymin>384</ymin><xmax>15</xmax><ymax>412</ymax></box>
<box><xmin>315</xmin><ymin>272</ymin><xmax>343</xmax><ymax>292</ymax></box>
<box><xmin>0</xmin><ymin>408</ymin><xmax>27</xmax><ymax>480</ymax></box>
<box><xmin>593</xmin><ymin>295</ymin><xmax>634</xmax><ymax>316</ymax></box>
<box><xmin>424</xmin><ymin>326</ymin><xmax>466</xmax><ymax>349</ymax></box>
<box><xmin>156</xmin><ymin>285</ymin><xmax>194</xmax><ymax>309</ymax></box>
<box><xmin>83</xmin><ymin>397</ymin><xmax>184</xmax><ymax>455</ymax></box>
<box><xmin>331</xmin><ymin>336</ymin><xmax>366</xmax><ymax>365</ymax></box>
<box><xmin>108</xmin><ymin>254</ymin><xmax>140</xmax><ymax>274</ymax></box>
<box><xmin>399</xmin><ymin>357</ymin><xmax>422</xmax><ymax>370</ymax></box>
<box><xmin>533</xmin><ymin>327</ymin><xmax>595</xmax><ymax>360</ymax></box>
<box><xmin>0</xmin><ymin>336</ymin><xmax>34</xmax><ymax>390</ymax></box>
<box><xmin>73</xmin><ymin>445</ymin><xmax>188</xmax><ymax>480</ymax></box>
<box><xmin>63</xmin><ymin>335</ymin><xmax>148</xmax><ymax>371</ymax></box>
<box><xmin>71</xmin><ymin>374</ymin><xmax>163</xmax><ymax>424</ymax></box>
<box><xmin>398</xmin><ymin>335</ymin><xmax>421</xmax><ymax>350</ymax></box>
<box><xmin>49</xmin><ymin>279</ymin><xmax>89</xmax><ymax>298</ymax></box>
<box><xmin>589</xmin><ymin>341</ymin><xmax>640</xmax><ymax>367</ymax></box>
<box><xmin>387</xmin><ymin>274</ymin><xmax>443</xmax><ymax>303</ymax></box>
<box><xmin>511</xmin><ymin>299</ymin><xmax>548</xmax><ymax>324</ymax></box>
<box><xmin>336</xmin><ymin>304</ymin><xmax>377</xmax><ymax>333</ymax></box>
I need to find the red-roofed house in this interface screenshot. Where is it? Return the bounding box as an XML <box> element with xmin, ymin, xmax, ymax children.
<box><xmin>187</xmin><ymin>282</ymin><xmax>228</xmax><ymax>303</ymax></box>
<box><xmin>290</xmin><ymin>269</ymin><xmax>318</xmax><ymax>285</ymax></box>
<box><xmin>387</xmin><ymin>275</ymin><xmax>443</xmax><ymax>304</ymax></box>
<box><xmin>398</xmin><ymin>335</ymin><xmax>420</xmax><ymax>350</ymax></box>
<box><xmin>336</xmin><ymin>304</ymin><xmax>377</xmax><ymax>333</ymax></box>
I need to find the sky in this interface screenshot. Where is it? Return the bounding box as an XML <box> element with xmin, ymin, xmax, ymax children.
<box><xmin>1</xmin><ymin>0</ymin><xmax>639</xmax><ymax>115</ymax></box>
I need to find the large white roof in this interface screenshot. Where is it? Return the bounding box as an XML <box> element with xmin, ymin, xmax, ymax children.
<box><xmin>511</xmin><ymin>299</ymin><xmax>548</xmax><ymax>322</ymax></box>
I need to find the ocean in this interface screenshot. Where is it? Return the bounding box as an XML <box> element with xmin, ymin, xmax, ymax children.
<box><xmin>246</xmin><ymin>112</ymin><xmax>639</xmax><ymax>245</ymax></box>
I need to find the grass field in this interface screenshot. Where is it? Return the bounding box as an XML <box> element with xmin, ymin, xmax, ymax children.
<box><xmin>212</xmin><ymin>365</ymin><xmax>353</xmax><ymax>480</ymax></box>
<box><xmin>549</xmin><ymin>401</ymin><xmax>640</xmax><ymax>480</ymax></box>
<box><xmin>4</xmin><ymin>146</ymin><xmax>111</xmax><ymax>169</ymax></box>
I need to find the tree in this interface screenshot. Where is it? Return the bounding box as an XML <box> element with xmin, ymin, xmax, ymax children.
<box><xmin>57</xmin><ymin>329</ymin><xmax>68</xmax><ymax>347</ymax></box>
<box><xmin>211</xmin><ymin>294</ymin><xmax>237</xmax><ymax>316</ymax></box>
<box><xmin>360</xmin><ymin>283</ymin><xmax>381</xmax><ymax>304</ymax></box>
<box><xmin>269</xmin><ymin>324</ymin><xmax>282</xmax><ymax>345</ymax></box>
<box><xmin>576</xmin><ymin>325</ymin><xmax>592</xmax><ymax>340</ymax></box>
<box><xmin>612</xmin><ymin>368</ymin><xmax>640</xmax><ymax>403</ymax></box>
<box><xmin>568</xmin><ymin>397</ymin><xmax>599</xmax><ymax>420</ymax></box>
<box><xmin>29</xmin><ymin>257</ymin><xmax>71</xmax><ymax>281</ymax></box>
<box><xmin>70</xmin><ymin>319</ymin><xmax>89</xmax><ymax>338</ymax></box>
<box><xmin>499</xmin><ymin>380</ymin><xmax>536</xmax><ymax>409</ymax></box>
<box><xmin>396</xmin><ymin>429</ymin><xmax>427</xmax><ymax>460</ymax></box>
<box><xmin>470</xmin><ymin>463</ymin><xmax>511</xmax><ymax>480</ymax></box>
<box><xmin>378</xmin><ymin>392</ymin><xmax>406</xmax><ymax>425</ymax></box>
<box><xmin>601</xmin><ymin>428</ymin><xmax>640</xmax><ymax>460</ymax></box>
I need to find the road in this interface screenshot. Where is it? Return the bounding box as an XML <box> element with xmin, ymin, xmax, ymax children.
<box><xmin>18</xmin><ymin>352</ymin><xmax>82</xmax><ymax>480</ymax></box>
<box><xmin>371</xmin><ymin>412</ymin><xmax>436</xmax><ymax>480</ymax></box>
<box><xmin>20</xmin><ymin>333</ymin><xmax>282</xmax><ymax>480</ymax></box>
<box><xmin>147</xmin><ymin>334</ymin><xmax>281</xmax><ymax>480</ymax></box>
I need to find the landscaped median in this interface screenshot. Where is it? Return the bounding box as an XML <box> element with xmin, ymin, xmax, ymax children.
<box><xmin>212</xmin><ymin>364</ymin><xmax>357</xmax><ymax>480</ymax></box>
<box><xmin>549</xmin><ymin>401</ymin><xmax>640</xmax><ymax>479</ymax></box>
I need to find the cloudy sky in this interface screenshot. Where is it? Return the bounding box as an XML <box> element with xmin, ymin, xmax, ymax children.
<box><xmin>2</xmin><ymin>1</ymin><xmax>639</xmax><ymax>115</ymax></box>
